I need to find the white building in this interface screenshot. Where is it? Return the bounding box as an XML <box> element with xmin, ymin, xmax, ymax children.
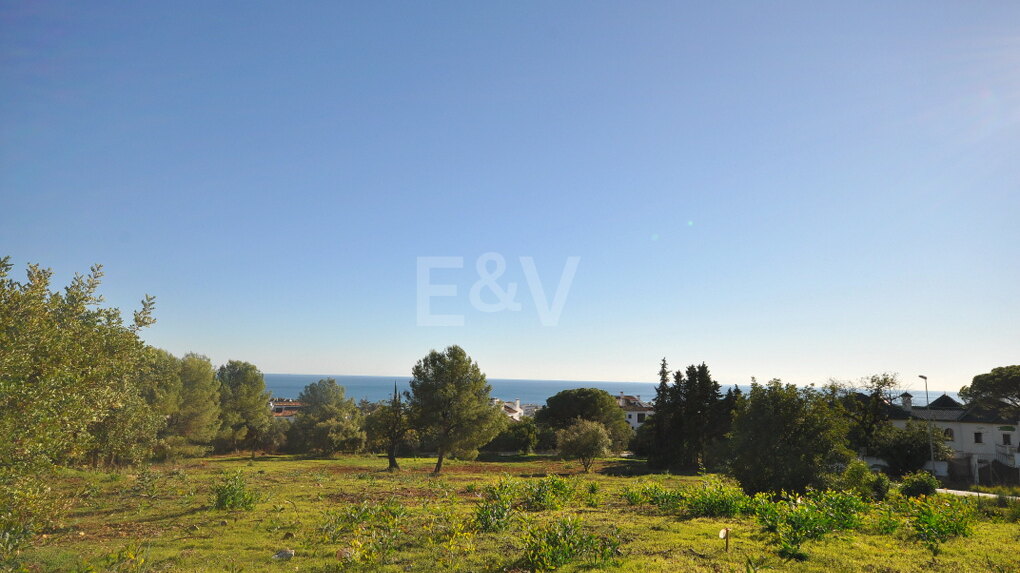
<box><xmin>492</xmin><ymin>398</ymin><xmax>524</xmax><ymax>421</ymax></box>
<box><xmin>616</xmin><ymin>392</ymin><xmax>654</xmax><ymax>431</ymax></box>
<box><xmin>890</xmin><ymin>393</ymin><xmax>1019</xmax><ymax>483</ymax></box>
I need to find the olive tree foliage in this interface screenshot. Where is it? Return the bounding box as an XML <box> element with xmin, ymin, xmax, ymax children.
<box><xmin>0</xmin><ymin>258</ymin><xmax>155</xmax><ymax>547</ymax></box>
<box><xmin>728</xmin><ymin>380</ymin><xmax>853</xmax><ymax>494</ymax></box>
<box><xmin>557</xmin><ymin>419</ymin><xmax>611</xmax><ymax>472</ymax></box>
<box><xmin>215</xmin><ymin>360</ymin><xmax>272</xmax><ymax>456</ymax></box>
<box><xmin>534</xmin><ymin>388</ymin><xmax>632</xmax><ymax>452</ymax></box>
<box><xmin>960</xmin><ymin>365</ymin><xmax>1020</xmax><ymax>420</ymax></box>
<box><xmin>407</xmin><ymin>345</ymin><xmax>506</xmax><ymax>475</ymax></box>
<box><xmin>288</xmin><ymin>378</ymin><xmax>365</xmax><ymax>455</ymax></box>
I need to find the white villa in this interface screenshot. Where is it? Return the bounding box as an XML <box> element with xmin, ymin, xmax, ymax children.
<box><xmin>616</xmin><ymin>392</ymin><xmax>654</xmax><ymax>431</ymax></box>
<box><xmin>491</xmin><ymin>398</ymin><xmax>525</xmax><ymax>421</ymax></box>
<box><xmin>889</xmin><ymin>392</ymin><xmax>1019</xmax><ymax>483</ymax></box>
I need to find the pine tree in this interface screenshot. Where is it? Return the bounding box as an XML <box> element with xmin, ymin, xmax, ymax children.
<box><xmin>215</xmin><ymin>360</ymin><xmax>271</xmax><ymax>457</ymax></box>
<box><xmin>407</xmin><ymin>346</ymin><xmax>506</xmax><ymax>475</ymax></box>
<box><xmin>169</xmin><ymin>353</ymin><xmax>220</xmax><ymax>456</ymax></box>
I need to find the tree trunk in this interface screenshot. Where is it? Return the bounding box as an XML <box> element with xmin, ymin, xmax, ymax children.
<box><xmin>432</xmin><ymin>450</ymin><xmax>445</xmax><ymax>475</ymax></box>
<box><xmin>387</xmin><ymin>441</ymin><xmax>400</xmax><ymax>472</ymax></box>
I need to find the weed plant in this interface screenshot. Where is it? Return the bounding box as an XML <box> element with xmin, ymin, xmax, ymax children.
<box><xmin>211</xmin><ymin>471</ymin><xmax>261</xmax><ymax>511</ymax></box>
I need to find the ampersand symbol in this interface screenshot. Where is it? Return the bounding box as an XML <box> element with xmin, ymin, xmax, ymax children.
<box><xmin>469</xmin><ymin>252</ymin><xmax>522</xmax><ymax>312</ymax></box>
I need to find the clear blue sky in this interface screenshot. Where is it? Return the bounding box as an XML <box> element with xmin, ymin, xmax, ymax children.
<box><xmin>3</xmin><ymin>2</ymin><xmax>1018</xmax><ymax>392</ymax></box>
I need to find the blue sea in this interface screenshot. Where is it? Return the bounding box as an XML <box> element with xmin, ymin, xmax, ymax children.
<box><xmin>265</xmin><ymin>373</ymin><xmax>959</xmax><ymax>407</ymax></box>
<box><xmin>265</xmin><ymin>374</ymin><xmax>660</xmax><ymax>405</ymax></box>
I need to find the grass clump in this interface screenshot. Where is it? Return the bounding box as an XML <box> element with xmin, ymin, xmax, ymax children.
<box><xmin>211</xmin><ymin>470</ymin><xmax>261</xmax><ymax>510</ymax></box>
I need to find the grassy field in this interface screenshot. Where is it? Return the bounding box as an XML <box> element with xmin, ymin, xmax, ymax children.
<box><xmin>15</xmin><ymin>454</ymin><xmax>1020</xmax><ymax>572</ymax></box>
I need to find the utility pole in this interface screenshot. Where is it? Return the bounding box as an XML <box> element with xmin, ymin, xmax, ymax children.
<box><xmin>919</xmin><ymin>375</ymin><xmax>936</xmax><ymax>476</ymax></box>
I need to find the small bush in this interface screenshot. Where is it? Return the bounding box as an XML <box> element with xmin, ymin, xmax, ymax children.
<box><xmin>474</xmin><ymin>498</ymin><xmax>515</xmax><ymax>532</ymax></box>
<box><xmin>808</xmin><ymin>489</ymin><xmax>867</xmax><ymax>531</ymax></box>
<box><xmin>522</xmin><ymin>476</ymin><xmax>575</xmax><ymax>511</ymax></box>
<box><xmin>899</xmin><ymin>472</ymin><xmax>939</xmax><ymax>498</ymax></box>
<box><xmin>871</xmin><ymin>472</ymin><xmax>891</xmax><ymax>501</ymax></box>
<box><xmin>582</xmin><ymin>482</ymin><xmax>601</xmax><ymax>508</ymax></box>
<box><xmin>751</xmin><ymin>490</ymin><xmax>866</xmax><ymax>561</ymax></box>
<box><xmin>681</xmin><ymin>480</ymin><xmax>750</xmax><ymax>518</ymax></box>
<box><xmin>211</xmin><ymin>471</ymin><xmax>261</xmax><ymax>511</ymax></box>
<box><xmin>621</xmin><ymin>487</ymin><xmax>644</xmax><ymax>506</ymax></box>
<box><xmin>521</xmin><ymin>517</ymin><xmax>620</xmax><ymax>571</ymax></box>
<box><xmin>483</xmin><ymin>476</ymin><xmax>521</xmax><ymax>504</ymax></box>
<box><xmin>906</xmin><ymin>495</ymin><xmax>972</xmax><ymax>554</ymax></box>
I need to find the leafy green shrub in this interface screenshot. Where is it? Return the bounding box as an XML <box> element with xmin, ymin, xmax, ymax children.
<box><xmin>521</xmin><ymin>517</ymin><xmax>621</xmax><ymax>571</ymax></box>
<box><xmin>906</xmin><ymin>495</ymin><xmax>972</xmax><ymax>554</ymax></box>
<box><xmin>132</xmin><ymin>466</ymin><xmax>161</xmax><ymax>499</ymax></box>
<box><xmin>621</xmin><ymin>487</ymin><xmax>644</xmax><ymax>505</ymax></box>
<box><xmin>751</xmin><ymin>490</ymin><xmax>866</xmax><ymax>560</ymax></box>
<box><xmin>681</xmin><ymin>480</ymin><xmax>750</xmax><ymax>518</ymax></box>
<box><xmin>837</xmin><ymin>460</ymin><xmax>889</xmax><ymax>501</ymax></box>
<box><xmin>899</xmin><ymin>471</ymin><xmax>939</xmax><ymax>498</ymax></box>
<box><xmin>522</xmin><ymin>476</ymin><xmax>575</xmax><ymax>511</ymax></box>
<box><xmin>1</xmin><ymin>469</ymin><xmax>73</xmax><ymax>559</ymax></box>
<box><xmin>211</xmin><ymin>471</ymin><xmax>261</xmax><ymax>511</ymax></box>
<box><xmin>483</xmin><ymin>475</ymin><xmax>521</xmax><ymax>503</ymax></box>
<box><xmin>868</xmin><ymin>502</ymin><xmax>901</xmax><ymax>534</ymax></box>
<box><xmin>871</xmin><ymin>472</ymin><xmax>891</xmax><ymax>501</ymax></box>
<box><xmin>808</xmin><ymin>489</ymin><xmax>867</xmax><ymax>531</ymax></box>
<box><xmin>474</xmin><ymin>498</ymin><xmax>515</xmax><ymax>532</ymax></box>
<box><xmin>582</xmin><ymin>481</ymin><xmax>601</xmax><ymax>508</ymax></box>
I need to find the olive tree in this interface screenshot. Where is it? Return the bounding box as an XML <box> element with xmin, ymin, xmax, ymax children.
<box><xmin>557</xmin><ymin>419</ymin><xmax>611</xmax><ymax>472</ymax></box>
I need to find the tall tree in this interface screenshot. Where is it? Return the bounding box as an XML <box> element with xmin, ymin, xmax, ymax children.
<box><xmin>215</xmin><ymin>360</ymin><xmax>271</xmax><ymax>457</ymax></box>
<box><xmin>644</xmin><ymin>360</ymin><xmax>731</xmax><ymax>471</ymax></box>
<box><xmin>838</xmin><ymin>373</ymin><xmax>901</xmax><ymax>455</ymax></box>
<box><xmin>407</xmin><ymin>345</ymin><xmax>506</xmax><ymax>475</ymax></box>
<box><xmin>0</xmin><ymin>258</ymin><xmax>155</xmax><ymax>543</ymax></box>
<box><xmin>960</xmin><ymin>366</ymin><xmax>1020</xmax><ymax>420</ymax></box>
<box><xmin>288</xmin><ymin>378</ymin><xmax>365</xmax><ymax>455</ymax></box>
<box><xmin>728</xmin><ymin>380</ymin><xmax>852</xmax><ymax>494</ymax></box>
<box><xmin>534</xmin><ymin>388</ymin><xmax>632</xmax><ymax>451</ymax></box>
<box><xmin>166</xmin><ymin>353</ymin><xmax>221</xmax><ymax>457</ymax></box>
<box><xmin>364</xmin><ymin>383</ymin><xmax>413</xmax><ymax>470</ymax></box>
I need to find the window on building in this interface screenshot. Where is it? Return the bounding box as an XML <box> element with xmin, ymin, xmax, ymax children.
<box><xmin>637</xmin><ymin>413</ymin><xmax>646</xmax><ymax>423</ymax></box>
<box><xmin>943</xmin><ymin>428</ymin><xmax>954</xmax><ymax>441</ymax></box>
<box><xmin>974</xmin><ymin>432</ymin><xmax>983</xmax><ymax>444</ymax></box>
<box><xmin>1004</xmin><ymin>434</ymin><xmax>1013</xmax><ymax>446</ymax></box>
<box><xmin>275</xmin><ymin>407</ymin><xmax>283</xmax><ymax>413</ymax></box>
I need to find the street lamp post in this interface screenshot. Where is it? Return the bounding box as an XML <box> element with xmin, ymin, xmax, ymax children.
<box><xmin>919</xmin><ymin>375</ymin><xmax>936</xmax><ymax>476</ymax></box>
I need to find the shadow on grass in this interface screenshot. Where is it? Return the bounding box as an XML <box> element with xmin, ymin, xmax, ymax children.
<box><xmin>597</xmin><ymin>458</ymin><xmax>657</xmax><ymax>477</ymax></box>
<box><xmin>475</xmin><ymin>452</ymin><xmax>555</xmax><ymax>463</ymax></box>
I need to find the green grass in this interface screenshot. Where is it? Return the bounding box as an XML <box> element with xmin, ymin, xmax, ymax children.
<box><xmin>13</xmin><ymin>455</ymin><xmax>1020</xmax><ymax>572</ymax></box>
